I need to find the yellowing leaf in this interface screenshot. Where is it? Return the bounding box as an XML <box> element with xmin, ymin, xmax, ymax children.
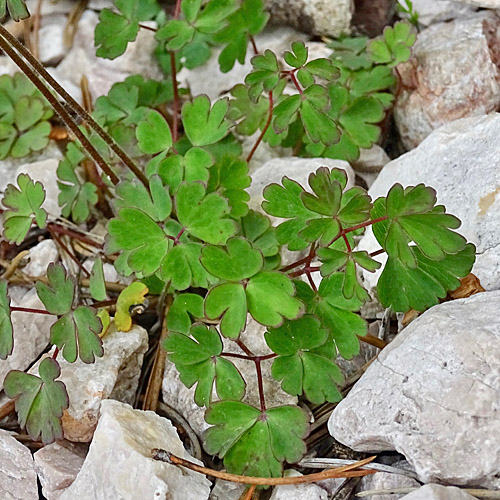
<box><xmin>115</xmin><ymin>282</ymin><xmax>148</xmax><ymax>331</ymax></box>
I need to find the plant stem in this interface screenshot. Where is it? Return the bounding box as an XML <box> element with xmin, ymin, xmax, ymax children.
<box><xmin>254</xmin><ymin>358</ymin><xmax>266</xmax><ymax>412</ymax></box>
<box><xmin>221</xmin><ymin>352</ymin><xmax>277</xmax><ymax>362</ymax></box>
<box><xmin>151</xmin><ymin>450</ymin><xmax>376</xmax><ymax>485</ymax></box>
<box><xmin>138</xmin><ymin>23</ymin><xmax>157</xmax><ymax>32</ymax></box>
<box><xmin>289</xmin><ymin>70</ymin><xmax>304</xmax><ymax>96</ymax></box>
<box><xmin>169</xmin><ymin>52</ymin><xmax>180</xmax><ymax>144</ymax></box>
<box><xmin>370</xmin><ymin>248</ymin><xmax>385</xmax><ymax>258</ymax></box>
<box><xmin>249</xmin><ymin>35</ymin><xmax>259</xmax><ymax>55</ymax></box>
<box><xmin>246</xmin><ymin>90</ymin><xmax>273</xmax><ymax>163</ymax></box>
<box><xmin>49</xmin><ymin>229</ymin><xmax>91</xmax><ymax>278</ymax></box>
<box><xmin>11</xmin><ymin>307</ymin><xmax>53</xmax><ymax>315</ymax></box>
<box><xmin>46</xmin><ymin>223</ymin><xmax>104</xmax><ymax>249</ymax></box>
<box><xmin>173</xmin><ymin>0</ymin><xmax>182</xmax><ymax>18</ymax></box>
<box><xmin>0</xmin><ymin>25</ymin><xmax>149</xmax><ymax>188</ymax></box>
<box><xmin>52</xmin><ymin>346</ymin><xmax>59</xmax><ymax>360</ymax></box>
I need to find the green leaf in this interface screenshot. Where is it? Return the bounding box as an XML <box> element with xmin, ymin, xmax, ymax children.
<box><xmin>262</xmin><ymin>176</ymin><xmax>316</xmax><ymax>251</ymax></box>
<box><xmin>2</xmin><ymin>173</ymin><xmax>47</xmax><ymax>244</ymax></box>
<box><xmin>90</xmin><ymin>258</ymin><xmax>107</xmax><ymax>301</ymax></box>
<box><xmin>228</xmin><ymin>84</ymin><xmax>269</xmax><ymax>136</ymax></box>
<box><xmin>160</xmin><ymin>242</ymin><xmax>215</xmax><ymax>291</ymax></box>
<box><xmin>176</xmin><ymin>182</ymin><xmax>236</xmax><ymax>244</ymax></box>
<box><xmin>182</xmin><ymin>96</ymin><xmax>229</xmax><ymax>147</ymax></box>
<box><xmin>4</xmin><ymin>358</ymin><xmax>69</xmax><ymax>444</ymax></box>
<box><xmin>107</xmin><ymin>207</ymin><xmax>170</xmax><ymax>276</ymax></box>
<box><xmin>194</xmin><ymin>0</ymin><xmax>237</xmax><ymax>33</ymax></box>
<box><xmin>284</xmin><ymin>41</ymin><xmax>308</xmax><ymax>68</ymax></box>
<box><xmin>373</xmin><ymin>184</ymin><xmax>467</xmax><ymax>268</ymax></box>
<box><xmin>136</xmin><ymin>109</ymin><xmax>172</xmax><ymax>154</ymax></box>
<box><xmin>95</xmin><ymin>0</ymin><xmax>160</xmax><ymax>59</ymax></box>
<box><xmin>35</xmin><ymin>263</ymin><xmax>74</xmax><ymax>316</ymax></box>
<box><xmin>266</xmin><ymin>316</ymin><xmax>343</xmax><ymax>403</ymax></box>
<box><xmin>158</xmin><ymin>148</ymin><xmax>214</xmax><ymax>193</ymax></box>
<box><xmin>245</xmin><ymin>49</ymin><xmax>281</xmax><ymax>101</ymax></box>
<box><xmin>241</xmin><ymin>210</ymin><xmax>279</xmax><ymax>260</ymax></box>
<box><xmin>51</xmin><ymin>306</ymin><xmax>103</xmax><ymax>364</ymax></box>
<box><xmin>164</xmin><ymin>324</ymin><xmax>245</xmax><ymax>406</ymax></box>
<box><xmin>204</xmin><ymin>401</ymin><xmax>309</xmax><ymax>477</ymax></box>
<box><xmin>205</xmin><ymin>282</ymin><xmax>247</xmax><ymax>339</ymax></box>
<box><xmin>114</xmin><ymin>175</ymin><xmax>172</xmax><ymax>222</ymax></box>
<box><xmin>115</xmin><ymin>281</ymin><xmax>148</xmax><ymax>331</ymax></box>
<box><xmin>156</xmin><ymin>19</ymin><xmax>195</xmax><ymax>51</ymax></box>
<box><xmin>10</xmin><ymin>121</ymin><xmax>51</xmax><ymax>158</ymax></box>
<box><xmin>0</xmin><ymin>0</ymin><xmax>30</xmax><ymax>22</ymax></box>
<box><xmin>0</xmin><ymin>281</ymin><xmax>13</xmax><ymax>360</ymax></box>
<box><xmin>167</xmin><ymin>293</ymin><xmax>204</xmax><ymax>334</ymax></box>
<box><xmin>57</xmin><ymin>143</ymin><xmax>98</xmax><ymax>224</ymax></box>
<box><xmin>201</xmin><ymin>237</ymin><xmax>263</xmax><ymax>281</ymax></box>
<box><xmin>246</xmin><ymin>271</ymin><xmax>304</xmax><ymax>327</ymax></box>
<box><xmin>297</xmin><ymin>275</ymin><xmax>367</xmax><ymax>359</ymax></box>
<box><xmin>378</xmin><ymin>243</ymin><xmax>476</xmax><ymax>312</ymax></box>
<box><xmin>206</xmin><ymin>156</ymin><xmax>251</xmax><ymax>218</ymax></box>
<box><xmin>328</xmin><ymin>36</ymin><xmax>372</xmax><ymax>71</ymax></box>
<box><xmin>368</xmin><ymin>21</ymin><xmax>416</xmax><ymax>67</ymax></box>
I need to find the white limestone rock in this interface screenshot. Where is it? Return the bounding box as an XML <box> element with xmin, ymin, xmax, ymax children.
<box><xmin>265</xmin><ymin>0</ymin><xmax>353</xmax><ymax>38</ymax></box>
<box><xmin>247</xmin><ymin>157</ymin><xmax>355</xmax><ymax>213</ymax></box>
<box><xmin>269</xmin><ymin>470</ymin><xmax>327</xmax><ymax>500</ymax></box>
<box><xmin>0</xmin><ymin>287</ymin><xmax>54</xmax><ymax>390</ymax></box>
<box><xmin>24</xmin><ymin>239</ymin><xmax>59</xmax><ymax>277</ymax></box>
<box><xmin>162</xmin><ymin>317</ymin><xmax>296</xmax><ymax>439</ymax></box>
<box><xmin>328</xmin><ymin>291</ymin><xmax>500</xmax><ymax>488</ymax></box>
<box><xmin>461</xmin><ymin>0</ymin><xmax>500</xmax><ymax>7</ymax></box>
<box><xmin>404</xmin><ymin>1</ymin><xmax>477</xmax><ymax>26</ymax></box>
<box><xmin>0</xmin><ymin>429</ymin><xmax>38</xmax><ymax>500</ymax></box>
<box><xmin>58</xmin><ymin>400</ymin><xmax>211</xmax><ymax>500</ymax></box>
<box><xmin>34</xmin><ymin>440</ymin><xmax>88</xmax><ymax>500</ymax></box>
<box><xmin>394</xmin><ymin>11</ymin><xmax>500</xmax><ymax>149</ymax></box>
<box><xmin>209</xmin><ymin>479</ymin><xmax>246</xmax><ymax>500</ymax></box>
<box><xmin>31</xmin><ymin>325</ymin><xmax>148</xmax><ymax>442</ymax></box>
<box><xmin>400</xmin><ymin>484</ymin><xmax>477</xmax><ymax>500</ymax></box>
<box><xmin>54</xmin><ymin>11</ymin><xmax>162</xmax><ymax>99</ymax></box>
<box><xmin>39</xmin><ymin>15</ymin><xmax>67</xmax><ymax>65</ymax></box>
<box><xmin>357</xmin><ymin>113</ymin><xmax>500</xmax><ymax>293</ymax></box>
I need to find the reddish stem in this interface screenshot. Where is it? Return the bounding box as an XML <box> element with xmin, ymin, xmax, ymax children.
<box><xmin>174</xmin><ymin>227</ymin><xmax>185</xmax><ymax>245</ymax></box>
<box><xmin>47</xmin><ymin>223</ymin><xmax>104</xmax><ymax>249</ymax></box>
<box><xmin>221</xmin><ymin>352</ymin><xmax>277</xmax><ymax>362</ymax></box>
<box><xmin>169</xmin><ymin>52</ymin><xmax>180</xmax><ymax>144</ymax></box>
<box><xmin>246</xmin><ymin>90</ymin><xmax>273</xmax><ymax>163</ymax></box>
<box><xmin>49</xmin><ymin>230</ymin><xmax>91</xmax><ymax>278</ymax></box>
<box><xmin>52</xmin><ymin>347</ymin><xmax>59</xmax><ymax>360</ymax></box>
<box><xmin>255</xmin><ymin>358</ymin><xmax>266</xmax><ymax>412</ymax></box>
<box><xmin>10</xmin><ymin>307</ymin><xmax>52</xmax><ymax>315</ymax></box>
<box><xmin>342</xmin><ymin>233</ymin><xmax>352</xmax><ymax>253</ymax></box>
<box><xmin>370</xmin><ymin>248</ymin><xmax>385</xmax><ymax>258</ymax></box>
<box><xmin>249</xmin><ymin>35</ymin><xmax>259</xmax><ymax>55</ymax></box>
<box><xmin>173</xmin><ymin>0</ymin><xmax>182</xmax><ymax>18</ymax></box>
<box><xmin>138</xmin><ymin>23</ymin><xmax>157</xmax><ymax>32</ymax></box>
<box><xmin>289</xmin><ymin>71</ymin><xmax>304</xmax><ymax>96</ymax></box>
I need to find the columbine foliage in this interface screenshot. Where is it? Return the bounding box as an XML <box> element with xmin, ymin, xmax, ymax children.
<box><xmin>0</xmin><ymin>0</ymin><xmax>476</xmax><ymax>481</ymax></box>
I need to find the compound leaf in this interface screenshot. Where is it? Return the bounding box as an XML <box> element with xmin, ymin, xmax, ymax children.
<box><xmin>182</xmin><ymin>95</ymin><xmax>229</xmax><ymax>146</ymax></box>
<box><xmin>0</xmin><ymin>0</ymin><xmax>30</xmax><ymax>21</ymax></box>
<box><xmin>2</xmin><ymin>173</ymin><xmax>47</xmax><ymax>244</ymax></box>
<box><xmin>4</xmin><ymin>358</ymin><xmax>69</xmax><ymax>444</ymax></box>
<box><xmin>204</xmin><ymin>401</ymin><xmax>308</xmax><ymax>477</ymax></box>
<box><xmin>167</xmin><ymin>293</ymin><xmax>204</xmax><ymax>334</ymax></box>
<box><xmin>89</xmin><ymin>258</ymin><xmax>107</xmax><ymax>301</ymax></box>
<box><xmin>35</xmin><ymin>263</ymin><xmax>74</xmax><ymax>316</ymax></box>
<box><xmin>136</xmin><ymin>109</ymin><xmax>172</xmax><ymax>154</ymax></box>
<box><xmin>165</xmin><ymin>324</ymin><xmax>245</xmax><ymax>406</ymax></box>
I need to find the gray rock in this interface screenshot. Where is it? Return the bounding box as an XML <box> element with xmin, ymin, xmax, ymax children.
<box><xmin>38</xmin><ymin>15</ymin><xmax>67</xmax><ymax>65</ymax></box>
<box><xmin>209</xmin><ymin>480</ymin><xmax>246</xmax><ymax>500</ymax></box>
<box><xmin>0</xmin><ymin>429</ymin><xmax>38</xmax><ymax>500</ymax></box>
<box><xmin>400</xmin><ymin>484</ymin><xmax>477</xmax><ymax>500</ymax></box>
<box><xmin>59</xmin><ymin>400</ymin><xmax>211</xmax><ymax>500</ymax></box>
<box><xmin>34</xmin><ymin>440</ymin><xmax>88</xmax><ymax>500</ymax></box>
<box><xmin>460</xmin><ymin>0</ymin><xmax>500</xmax><ymax>7</ymax></box>
<box><xmin>265</xmin><ymin>0</ymin><xmax>353</xmax><ymax>38</ymax></box>
<box><xmin>269</xmin><ymin>470</ymin><xmax>327</xmax><ymax>499</ymax></box>
<box><xmin>328</xmin><ymin>291</ymin><xmax>500</xmax><ymax>488</ymax></box>
<box><xmin>247</xmin><ymin>157</ymin><xmax>355</xmax><ymax>213</ymax></box>
<box><xmin>0</xmin><ymin>56</ymin><xmax>20</xmax><ymax>77</ymax></box>
<box><xmin>394</xmin><ymin>11</ymin><xmax>500</xmax><ymax>149</ymax></box>
<box><xmin>54</xmin><ymin>11</ymin><xmax>162</xmax><ymax>99</ymax></box>
<box><xmin>31</xmin><ymin>325</ymin><xmax>148</xmax><ymax>442</ymax></box>
<box><xmin>24</xmin><ymin>0</ymin><xmax>74</xmax><ymax>16</ymax></box>
<box><xmin>163</xmin><ymin>317</ymin><xmax>297</xmax><ymax>439</ymax></box>
<box><xmin>0</xmin><ymin>287</ymin><xmax>54</xmax><ymax>390</ymax></box>
<box><xmin>403</xmin><ymin>1</ymin><xmax>477</xmax><ymax>27</ymax></box>
<box><xmin>357</xmin><ymin>113</ymin><xmax>500</xmax><ymax>293</ymax></box>
<box><xmin>352</xmin><ymin>145</ymin><xmax>390</xmax><ymax>174</ymax></box>
<box><xmin>24</xmin><ymin>239</ymin><xmax>59</xmax><ymax>277</ymax></box>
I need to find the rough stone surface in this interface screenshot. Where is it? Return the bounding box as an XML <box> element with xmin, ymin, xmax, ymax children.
<box><xmin>178</xmin><ymin>26</ymin><xmax>307</xmax><ymax>101</ymax></box>
<box><xmin>163</xmin><ymin>317</ymin><xmax>296</xmax><ymax>439</ymax></box>
<box><xmin>31</xmin><ymin>325</ymin><xmax>148</xmax><ymax>442</ymax></box>
<box><xmin>34</xmin><ymin>440</ymin><xmax>88</xmax><ymax>500</ymax></box>
<box><xmin>210</xmin><ymin>480</ymin><xmax>246</xmax><ymax>500</ymax></box>
<box><xmin>0</xmin><ymin>429</ymin><xmax>38</xmax><ymax>500</ymax></box>
<box><xmin>247</xmin><ymin>157</ymin><xmax>355</xmax><ymax>213</ymax></box>
<box><xmin>352</xmin><ymin>145</ymin><xmax>390</xmax><ymax>173</ymax></box>
<box><xmin>270</xmin><ymin>471</ymin><xmax>328</xmax><ymax>499</ymax></box>
<box><xmin>24</xmin><ymin>239</ymin><xmax>59</xmax><ymax>277</ymax></box>
<box><xmin>407</xmin><ymin>1</ymin><xmax>477</xmax><ymax>26</ymax></box>
<box><xmin>0</xmin><ymin>287</ymin><xmax>54</xmax><ymax>390</ymax></box>
<box><xmin>59</xmin><ymin>400</ymin><xmax>211</xmax><ymax>500</ymax></box>
<box><xmin>461</xmin><ymin>0</ymin><xmax>500</xmax><ymax>7</ymax></box>
<box><xmin>329</xmin><ymin>291</ymin><xmax>500</xmax><ymax>488</ymax></box>
<box><xmin>39</xmin><ymin>15</ymin><xmax>67</xmax><ymax>65</ymax></box>
<box><xmin>400</xmin><ymin>484</ymin><xmax>477</xmax><ymax>500</ymax></box>
<box><xmin>394</xmin><ymin>11</ymin><xmax>500</xmax><ymax>149</ymax></box>
<box><xmin>266</xmin><ymin>0</ymin><xmax>353</xmax><ymax>38</ymax></box>
<box><xmin>352</xmin><ymin>0</ymin><xmax>396</xmax><ymax>36</ymax></box>
<box><xmin>358</xmin><ymin>113</ymin><xmax>500</xmax><ymax>293</ymax></box>
<box><xmin>54</xmin><ymin>11</ymin><xmax>162</xmax><ymax>98</ymax></box>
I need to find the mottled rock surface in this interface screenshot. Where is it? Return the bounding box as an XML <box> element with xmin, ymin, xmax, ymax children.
<box><xmin>400</xmin><ymin>484</ymin><xmax>477</xmax><ymax>500</ymax></box>
<box><xmin>329</xmin><ymin>291</ymin><xmax>500</xmax><ymax>487</ymax></box>
<box><xmin>0</xmin><ymin>429</ymin><xmax>38</xmax><ymax>500</ymax></box>
<box><xmin>265</xmin><ymin>0</ymin><xmax>353</xmax><ymax>38</ymax></box>
<box><xmin>34</xmin><ymin>440</ymin><xmax>88</xmax><ymax>500</ymax></box>
<box><xmin>31</xmin><ymin>325</ymin><xmax>148</xmax><ymax>442</ymax></box>
<box><xmin>406</xmin><ymin>0</ymin><xmax>477</xmax><ymax>26</ymax></box>
<box><xmin>358</xmin><ymin>113</ymin><xmax>500</xmax><ymax>292</ymax></box>
<box><xmin>59</xmin><ymin>400</ymin><xmax>211</xmax><ymax>500</ymax></box>
<box><xmin>270</xmin><ymin>471</ymin><xmax>328</xmax><ymax>499</ymax></box>
<box><xmin>394</xmin><ymin>11</ymin><xmax>500</xmax><ymax>149</ymax></box>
